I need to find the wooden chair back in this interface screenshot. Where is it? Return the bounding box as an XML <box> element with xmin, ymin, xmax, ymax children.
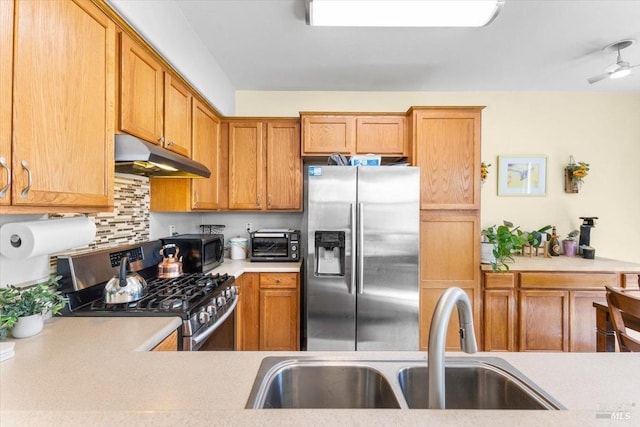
<box><xmin>605</xmin><ymin>286</ymin><xmax>640</xmax><ymax>352</ymax></box>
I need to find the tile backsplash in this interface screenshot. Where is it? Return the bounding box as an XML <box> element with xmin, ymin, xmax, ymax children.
<box><xmin>49</xmin><ymin>174</ymin><xmax>150</xmax><ymax>272</ymax></box>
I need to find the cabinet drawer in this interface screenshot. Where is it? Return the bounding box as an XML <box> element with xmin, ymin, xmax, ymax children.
<box><xmin>484</xmin><ymin>272</ymin><xmax>515</xmax><ymax>289</ymax></box>
<box><xmin>259</xmin><ymin>273</ymin><xmax>298</xmax><ymax>289</ymax></box>
<box><xmin>519</xmin><ymin>273</ymin><xmax>617</xmax><ymax>290</ymax></box>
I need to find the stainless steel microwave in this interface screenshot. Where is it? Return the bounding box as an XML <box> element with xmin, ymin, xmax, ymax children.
<box><xmin>249</xmin><ymin>229</ymin><xmax>300</xmax><ymax>262</ymax></box>
<box><xmin>160</xmin><ymin>234</ymin><xmax>224</xmax><ymax>273</ymax></box>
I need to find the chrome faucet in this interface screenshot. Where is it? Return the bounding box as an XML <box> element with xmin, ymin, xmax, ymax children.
<box><xmin>428</xmin><ymin>287</ymin><xmax>478</xmax><ymax>409</ymax></box>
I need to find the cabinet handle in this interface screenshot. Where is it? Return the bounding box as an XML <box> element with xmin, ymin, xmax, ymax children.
<box><xmin>257</xmin><ymin>193</ymin><xmax>262</xmax><ymax>206</ymax></box>
<box><xmin>0</xmin><ymin>157</ymin><xmax>10</xmax><ymax>199</ymax></box>
<box><xmin>20</xmin><ymin>160</ymin><xmax>32</xmax><ymax>198</ymax></box>
<box><xmin>167</xmin><ymin>141</ymin><xmax>174</xmax><ymax>147</ymax></box>
<box><xmin>194</xmin><ymin>191</ymin><xmax>199</xmax><ymax>205</ymax></box>
<box><xmin>158</xmin><ymin>136</ymin><xmax>165</xmax><ymax>143</ymax></box>
<box><xmin>267</xmin><ymin>194</ymin><xmax>272</xmax><ymax>208</ymax></box>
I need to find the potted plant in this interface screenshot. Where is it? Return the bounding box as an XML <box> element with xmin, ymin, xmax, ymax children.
<box><xmin>481</xmin><ymin>221</ymin><xmax>528</xmax><ymax>272</ymax></box>
<box><xmin>562</xmin><ymin>230</ymin><xmax>579</xmax><ymax>257</ymax></box>
<box><xmin>0</xmin><ymin>276</ymin><xmax>67</xmax><ymax>339</ymax></box>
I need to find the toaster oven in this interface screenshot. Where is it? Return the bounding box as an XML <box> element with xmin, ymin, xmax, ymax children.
<box><xmin>249</xmin><ymin>229</ymin><xmax>300</xmax><ymax>262</ymax></box>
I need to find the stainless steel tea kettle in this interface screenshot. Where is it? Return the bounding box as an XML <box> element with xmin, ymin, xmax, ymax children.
<box><xmin>103</xmin><ymin>256</ymin><xmax>147</xmax><ymax>304</ymax></box>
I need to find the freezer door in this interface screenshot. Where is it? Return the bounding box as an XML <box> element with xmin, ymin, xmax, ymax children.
<box><xmin>305</xmin><ymin>166</ymin><xmax>357</xmax><ymax>350</ymax></box>
<box><xmin>356</xmin><ymin>167</ymin><xmax>420</xmax><ymax>350</ymax></box>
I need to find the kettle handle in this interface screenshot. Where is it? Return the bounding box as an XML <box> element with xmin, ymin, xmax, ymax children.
<box><xmin>119</xmin><ymin>256</ymin><xmax>130</xmax><ymax>288</ymax></box>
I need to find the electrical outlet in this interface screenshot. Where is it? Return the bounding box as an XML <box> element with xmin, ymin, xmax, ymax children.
<box><xmin>169</xmin><ymin>225</ymin><xmax>176</xmax><ymax>236</ymax></box>
<box><xmin>246</xmin><ymin>223</ymin><xmax>252</xmax><ymax>232</ymax></box>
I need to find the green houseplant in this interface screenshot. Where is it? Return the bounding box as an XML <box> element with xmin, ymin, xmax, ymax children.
<box><xmin>0</xmin><ymin>276</ymin><xmax>68</xmax><ymax>339</ymax></box>
<box><xmin>481</xmin><ymin>221</ymin><xmax>527</xmax><ymax>272</ymax></box>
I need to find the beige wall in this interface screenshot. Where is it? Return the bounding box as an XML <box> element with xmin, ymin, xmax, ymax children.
<box><xmin>236</xmin><ymin>91</ymin><xmax>640</xmax><ymax>264</ymax></box>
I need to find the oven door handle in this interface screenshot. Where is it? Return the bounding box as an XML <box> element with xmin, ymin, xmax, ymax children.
<box><xmin>191</xmin><ymin>295</ymin><xmax>238</xmax><ymax>347</ymax></box>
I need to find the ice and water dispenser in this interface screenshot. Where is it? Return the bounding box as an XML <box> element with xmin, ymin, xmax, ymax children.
<box><xmin>314</xmin><ymin>231</ymin><xmax>345</xmax><ymax>276</ymax></box>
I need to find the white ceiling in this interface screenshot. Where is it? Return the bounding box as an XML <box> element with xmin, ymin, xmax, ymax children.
<box><xmin>173</xmin><ymin>0</ymin><xmax>640</xmax><ymax>93</ymax></box>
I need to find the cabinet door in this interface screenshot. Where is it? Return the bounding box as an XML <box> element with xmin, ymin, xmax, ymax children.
<box><xmin>151</xmin><ymin>330</ymin><xmax>178</xmax><ymax>351</ymax></box>
<box><xmin>0</xmin><ymin>0</ymin><xmax>12</xmax><ymax>206</ymax></box>
<box><xmin>301</xmin><ymin>115</ymin><xmax>355</xmax><ymax>155</ymax></box>
<box><xmin>163</xmin><ymin>73</ymin><xmax>191</xmax><ymax>157</ymax></box>
<box><xmin>356</xmin><ymin>116</ymin><xmax>406</xmax><ymax>155</ymax></box>
<box><xmin>570</xmin><ymin>290</ymin><xmax>607</xmax><ymax>352</ymax></box>
<box><xmin>266</xmin><ymin>121</ymin><xmax>301</xmax><ymax>210</ymax></box>
<box><xmin>519</xmin><ymin>290</ymin><xmax>569</xmax><ymax>352</ymax></box>
<box><xmin>191</xmin><ymin>99</ymin><xmax>221</xmax><ymax>210</ymax></box>
<box><xmin>259</xmin><ymin>288</ymin><xmax>299</xmax><ymax>351</ymax></box>
<box><xmin>228</xmin><ymin>121</ymin><xmax>264</xmax><ymax>209</ymax></box>
<box><xmin>12</xmin><ymin>0</ymin><xmax>114</xmax><ymax>208</ymax></box>
<box><xmin>235</xmin><ymin>273</ymin><xmax>260</xmax><ymax>351</ymax></box>
<box><xmin>420</xmin><ymin>286</ymin><xmax>478</xmax><ymax>351</ymax></box>
<box><xmin>484</xmin><ymin>290</ymin><xmax>516</xmax><ymax>351</ymax></box>
<box><xmin>413</xmin><ymin>108</ymin><xmax>481</xmax><ymax>210</ymax></box>
<box><xmin>120</xmin><ymin>33</ymin><xmax>163</xmax><ymax>144</ymax></box>
<box><xmin>419</xmin><ymin>212</ymin><xmax>480</xmax><ymax>350</ymax></box>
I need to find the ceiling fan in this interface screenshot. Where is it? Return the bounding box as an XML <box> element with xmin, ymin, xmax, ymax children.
<box><xmin>587</xmin><ymin>39</ymin><xmax>639</xmax><ymax>84</ymax></box>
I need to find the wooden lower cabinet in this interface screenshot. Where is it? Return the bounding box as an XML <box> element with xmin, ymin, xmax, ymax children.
<box><xmin>419</xmin><ymin>211</ymin><xmax>480</xmax><ymax>350</ymax></box>
<box><xmin>236</xmin><ymin>272</ymin><xmax>300</xmax><ymax>351</ymax></box>
<box><xmin>519</xmin><ymin>290</ymin><xmax>569</xmax><ymax>352</ymax></box>
<box><xmin>484</xmin><ymin>289</ymin><xmax>516</xmax><ymax>351</ymax></box>
<box><xmin>151</xmin><ymin>329</ymin><xmax>179</xmax><ymax>351</ymax></box>
<box><xmin>483</xmin><ymin>271</ymin><xmax>618</xmax><ymax>352</ymax></box>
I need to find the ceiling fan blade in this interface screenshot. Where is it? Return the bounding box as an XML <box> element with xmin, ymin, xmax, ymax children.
<box><xmin>587</xmin><ymin>72</ymin><xmax>612</xmax><ymax>84</ymax></box>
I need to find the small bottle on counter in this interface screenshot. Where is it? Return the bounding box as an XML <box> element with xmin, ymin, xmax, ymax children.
<box><xmin>548</xmin><ymin>226</ymin><xmax>561</xmax><ymax>257</ymax></box>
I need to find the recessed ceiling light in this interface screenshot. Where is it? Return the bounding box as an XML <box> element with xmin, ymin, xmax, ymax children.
<box><xmin>307</xmin><ymin>0</ymin><xmax>505</xmax><ymax>27</ymax></box>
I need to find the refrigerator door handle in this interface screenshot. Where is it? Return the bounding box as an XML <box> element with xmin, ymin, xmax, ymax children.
<box><xmin>358</xmin><ymin>202</ymin><xmax>364</xmax><ymax>295</ymax></box>
<box><xmin>350</xmin><ymin>203</ymin><xmax>357</xmax><ymax>295</ymax></box>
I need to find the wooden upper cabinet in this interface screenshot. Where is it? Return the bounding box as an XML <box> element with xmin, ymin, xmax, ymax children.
<box><xmin>411</xmin><ymin>107</ymin><xmax>482</xmax><ymax>210</ymax></box>
<box><xmin>164</xmin><ymin>73</ymin><xmax>192</xmax><ymax>157</ymax></box>
<box><xmin>301</xmin><ymin>113</ymin><xmax>408</xmax><ymax>156</ymax></box>
<box><xmin>7</xmin><ymin>0</ymin><xmax>114</xmax><ymax>211</ymax></box>
<box><xmin>301</xmin><ymin>115</ymin><xmax>355</xmax><ymax>155</ymax></box>
<box><xmin>0</xmin><ymin>0</ymin><xmax>13</xmax><ymax>207</ymax></box>
<box><xmin>191</xmin><ymin>100</ymin><xmax>222</xmax><ymax>210</ymax></box>
<box><xmin>356</xmin><ymin>116</ymin><xmax>406</xmax><ymax>155</ymax></box>
<box><xmin>266</xmin><ymin>121</ymin><xmax>301</xmax><ymax>210</ymax></box>
<box><xmin>150</xmin><ymin>99</ymin><xmax>223</xmax><ymax>212</ymax></box>
<box><xmin>226</xmin><ymin>119</ymin><xmax>301</xmax><ymax>211</ymax></box>
<box><xmin>228</xmin><ymin>121</ymin><xmax>264</xmax><ymax>209</ymax></box>
<box><xmin>120</xmin><ymin>33</ymin><xmax>164</xmax><ymax>144</ymax></box>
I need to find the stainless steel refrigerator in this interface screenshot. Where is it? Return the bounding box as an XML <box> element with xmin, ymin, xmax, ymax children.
<box><xmin>303</xmin><ymin>165</ymin><xmax>420</xmax><ymax>351</ymax></box>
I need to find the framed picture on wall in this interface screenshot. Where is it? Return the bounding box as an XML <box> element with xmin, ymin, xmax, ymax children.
<box><xmin>498</xmin><ymin>156</ymin><xmax>547</xmax><ymax>196</ymax></box>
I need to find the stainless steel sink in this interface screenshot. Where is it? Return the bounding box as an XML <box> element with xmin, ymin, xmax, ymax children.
<box><xmin>246</xmin><ymin>357</ymin><xmax>565</xmax><ymax>410</ymax></box>
<box><xmin>398</xmin><ymin>359</ymin><xmax>561</xmax><ymax>409</ymax></box>
<box><xmin>247</xmin><ymin>360</ymin><xmax>400</xmax><ymax>408</ymax></box>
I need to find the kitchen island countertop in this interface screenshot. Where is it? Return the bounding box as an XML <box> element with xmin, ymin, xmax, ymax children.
<box><xmin>1</xmin><ymin>316</ymin><xmax>638</xmax><ymax>426</ymax></box>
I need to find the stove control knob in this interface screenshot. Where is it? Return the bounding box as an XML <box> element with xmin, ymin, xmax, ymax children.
<box><xmin>223</xmin><ymin>288</ymin><xmax>234</xmax><ymax>299</ymax></box>
<box><xmin>198</xmin><ymin>310</ymin><xmax>210</xmax><ymax>325</ymax></box>
<box><xmin>216</xmin><ymin>296</ymin><xmax>226</xmax><ymax>307</ymax></box>
<box><xmin>206</xmin><ymin>304</ymin><xmax>217</xmax><ymax>316</ymax></box>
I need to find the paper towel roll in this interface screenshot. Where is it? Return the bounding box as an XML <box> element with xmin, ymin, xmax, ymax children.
<box><xmin>0</xmin><ymin>217</ymin><xmax>96</xmax><ymax>259</ymax></box>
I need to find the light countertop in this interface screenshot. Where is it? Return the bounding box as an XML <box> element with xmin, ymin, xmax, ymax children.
<box><xmin>482</xmin><ymin>255</ymin><xmax>640</xmax><ymax>273</ymax></box>
<box><xmin>1</xmin><ymin>316</ymin><xmax>639</xmax><ymax>426</ymax></box>
<box><xmin>209</xmin><ymin>258</ymin><xmax>302</xmax><ymax>277</ymax></box>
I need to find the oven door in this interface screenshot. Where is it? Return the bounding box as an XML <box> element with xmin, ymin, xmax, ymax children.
<box><xmin>250</xmin><ymin>235</ymin><xmax>290</xmax><ymax>260</ymax></box>
<box><xmin>187</xmin><ymin>295</ymin><xmax>238</xmax><ymax>351</ymax></box>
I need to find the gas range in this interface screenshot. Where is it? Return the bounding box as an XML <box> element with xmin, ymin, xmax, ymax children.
<box><xmin>57</xmin><ymin>240</ymin><xmax>237</xmax><ymax>351</ymax></box>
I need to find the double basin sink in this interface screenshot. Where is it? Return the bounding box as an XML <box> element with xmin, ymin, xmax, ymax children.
<box><xmin>246</xmin><ymin>356</ymin><xmax>565</xmax><ymax>410</ymax></box>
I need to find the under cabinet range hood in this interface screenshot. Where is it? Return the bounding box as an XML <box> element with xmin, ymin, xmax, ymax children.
<box><xmin>114</xmin><ymin>134</ymin><xmax>211</xmax><ymax>178</ymax></box>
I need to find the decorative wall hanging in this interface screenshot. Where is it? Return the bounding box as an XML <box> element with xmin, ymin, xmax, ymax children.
<box><xmin>480</xmin><ymin>162</ymin><xmax>491</xmax><ymax>184</ymax></box>
<box><xmin>498</xmin><ymin>156</ymin><xmax>547</xmax><ymax>196</ymax></box>
<box><xmin>564</xmin><ymin>156</ymin><xmax>589</xmax><ymax>193</ymax></box>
